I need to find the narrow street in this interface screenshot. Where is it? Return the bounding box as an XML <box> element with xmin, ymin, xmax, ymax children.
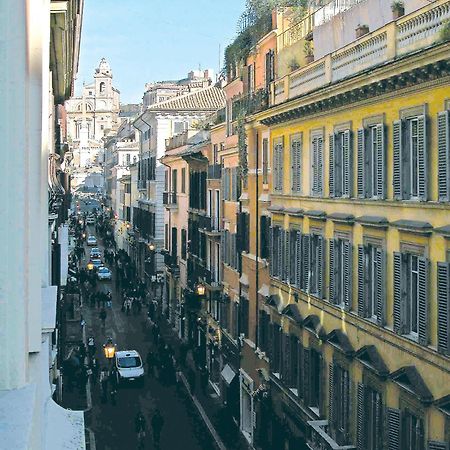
<box><xmin>80</xmin><ymin>223</ymin><xmax>215</xmax><ymax>450</ymax></box>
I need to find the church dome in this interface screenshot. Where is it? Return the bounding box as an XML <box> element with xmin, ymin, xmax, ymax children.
<box><xmin>96</xmin><ymin>58</ymin><xmax>112</xmax><ymax>76</ymax></box>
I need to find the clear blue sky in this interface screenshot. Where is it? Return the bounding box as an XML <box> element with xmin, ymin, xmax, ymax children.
<box><xmin>75</xmin><ymin>0</ymin><xmax>246</xmax><ymax>104</ymax></box>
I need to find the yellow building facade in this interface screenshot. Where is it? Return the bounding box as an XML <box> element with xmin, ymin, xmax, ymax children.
<box><xmin>250</xmin><ymin>1</ymin><xmax>450</xmax><ymax>448</ymax></box>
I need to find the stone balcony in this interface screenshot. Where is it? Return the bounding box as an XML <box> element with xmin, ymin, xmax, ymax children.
<box><xmin>307</xmin><ymin>420</ymin><xmax>356</xmax><ymax>450</ymax></box>
<box><xmin>272</xmin><ymin>0</ymin><xmax>450</xmax><ymax>106</ymax></box>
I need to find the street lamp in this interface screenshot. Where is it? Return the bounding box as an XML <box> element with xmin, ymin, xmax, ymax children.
<box><xmin>148</xmin><ymin>242</ymin><xmax>155</xmax><ymax>252</ymax></box>
<box><xmin>196</xmin><ymin>283</ymin><xmax>206</xmax><ymax>297</ymax></box>
<box><xmin>126</xmin><ymin>223</ymin><xmax>131</xmax><ymax>229</ymax></box>
<box><xmin>103</xmin><ymin>338</ymin><xmax>116</xmax><ymax>363</ymax></box>
<box><xmin>87</xmin><ymin>262</ymin><xmax>94</xmax><ymax>271</ymax></box>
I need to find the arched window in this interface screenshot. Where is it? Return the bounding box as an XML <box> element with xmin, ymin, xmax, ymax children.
<box><xmin>99</xmin><ymin>82</ymin><xmax>105</xmax><ymax>93</ymax></box>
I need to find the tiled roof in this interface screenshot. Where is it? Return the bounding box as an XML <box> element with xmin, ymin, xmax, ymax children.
<box><xmin>147</xmin><ymin>85</ymin><xmax>225</xmax><ymax>112</ymax></box>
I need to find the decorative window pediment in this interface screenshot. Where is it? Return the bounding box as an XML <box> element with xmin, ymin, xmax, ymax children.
<box><xmin>390</xmin><ymin>366</ymin><xmax>433</xmax><ymax>404</ymax></box>
<box><xmin>355</xmin><ymin>345</ymin><xmax>389</xmax><ymax>378</ymax></box>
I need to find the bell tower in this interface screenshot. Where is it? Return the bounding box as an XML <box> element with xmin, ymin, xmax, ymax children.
<box><xmin>94</xmin><ymin>57</ymin><xmax>112</xmax><ymax>98</ymax></box>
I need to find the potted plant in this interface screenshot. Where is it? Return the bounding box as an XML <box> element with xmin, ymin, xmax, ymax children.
<box><xmin>289</xmin><ymin>58</ymin><xmax>300</xmax><ymax>72</ymax></box>
<box><xmin>440</xmin><ymin>19</ymin><xmax>450</xmax><ymax>42</ymax></box>
<box><xmin>304</xmin><ymin>41</ymin><xmax>314</xmax><ymax>64</ymax></box>
<box><xmin>356</xmin><ymin>24</ymin><xmax>370</xmax><ymax>38</ymax></box>
<box><xmin>391</xmin><ymin>0</ymin><xmax>405</xmax><ymax>19</ymax></box>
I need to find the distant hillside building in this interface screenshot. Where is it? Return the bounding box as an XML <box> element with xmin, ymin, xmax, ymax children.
<box><xmin>65</xmin><ymin>58</ymin><xmax>120</xmax><ymax>167</ymax></box>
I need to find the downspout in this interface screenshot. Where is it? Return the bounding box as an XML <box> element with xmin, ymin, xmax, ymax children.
<box><xmin>255</xmin><ymin>130</ymin><xmax>259</xmax><ymax>349</ymax></box>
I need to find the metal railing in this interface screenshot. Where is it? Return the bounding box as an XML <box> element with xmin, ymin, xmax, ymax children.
<box><xmin>163</xmin><ymin>191</ymin><xmax>177</xmax><ymax>206</ymax></box>
<box><xmin>232</xmin><ymin>88</ymin><xmax>269</xmax><ymax>120</ymax></box>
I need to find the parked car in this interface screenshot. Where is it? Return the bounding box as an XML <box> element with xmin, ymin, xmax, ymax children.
<box><xmin>114</xmin><ymin>350</ymin><xmax>144</xmax><ymax>384</ymax></box>
<box><xmin>87</xmin><ymin>235</ymin><xmax>97</xmax><ymax>246</ymax></box>
<box><xmin>90</xmin><ymin>248</ymin><xmax>101</xmax><ymax>259</ymax></box>
<box><xmin>91</xmin><ymin>258</ymin><xmax>102</xmax><ymax>269</ymax></box>
<box><xmin>86</xmin><ymin>216</ymin><xmax>95</xmax><ymax>224</ymax></box>
<box><xmin>97</xmin><ymin>266</ymin><xmax>112</xmax><ymax>281</ymax></box>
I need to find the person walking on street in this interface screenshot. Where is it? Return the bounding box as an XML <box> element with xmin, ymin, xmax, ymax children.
<box><xmin>87</xmin><ymin>336</ymin><xmax>96</xmax><ymax>358</ymax></box>
<box><xmin>135</xmin><ymin>411</ymin><xmax>147</xmax><ymax>449</ymax></box>
<box><xmin>109</xmin><ymin>370</ymin><xmax>118</xmax><ymax>406</ymax></box>
<box><xmin>146</xmin><ymin>350</ymin><xmax>155</xmax><ymax>378</ymax></box>
<box><xmin>100</xmin><ymin>367</ymin><xmax>109</xmax><ymax>403</ymax></box>
<box><xmin>99</xmin><ymin>307</ymin><xmax>107</xmax><ymax>328</ymax></box>
<box><xmin>151</xmin><ymin>409</ymin><xmax>164</xmax><ymax>450</ymax></box>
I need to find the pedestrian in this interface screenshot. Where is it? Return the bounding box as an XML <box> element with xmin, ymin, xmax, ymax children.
<box><xmin>100</xmin><ymin>367</ymin><xmax>108</xmax><ymax>402</ymax></box>
<box><xmin>106</xmin><ymin>291</ymin><xmax>112</xmax><ymax>308</ymax></box>
<box><xmin>200</xmin><ymin>366</ymin><xmax>209</xmax><ymax>395</ymax></box>
<box><xmin>126</xmin><ymin>298</ymin><xmax>132</xmax><ymax>316</ymax></box>
<box><xmin>135</xmin><ymin>411</ymin><xmax>147</xmax><ymax>446</ymax></box>
<box><xmin>99</xmin><ymin>307</ymin><xmax>107</xmax><ymax>328</ymax></box>
<box><xmin>87</xmin><ymin>336</ymin><xmax>96</xmax><ymax>358</ymax></box>
<box><xmin>151</xmin><ymin>409</ymin><xmax>164</xmax><ymax>450</ymax></box>
<box><xmin>152</xmin><ymin>324</ymin><xmax>160</xmax><ymax>346</ymax></box>
<box><xmin>109</xmin><ymin>371</ymin><xmax>118</xmax><ymax>406</ymax></box>
<box><xmin>146</xmin><ymin>350</ymin><xmax>155</xmax><ymax>377</ymax></box>
<box><xmin>121</xmin><ymin>297</ymin><xmax>127</xmax><ymax>313</ymax></box>
<box><xmin>91</xmin><ymin>357</ymin><xmax>99</xmax><ymax>384</ymax></box>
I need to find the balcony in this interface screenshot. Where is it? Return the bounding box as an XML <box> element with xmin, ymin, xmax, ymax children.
<box><xmin>207</xmin><ymin>164</ymin><xmax>222</xmax><ymax>180</ymax></box>
<box><xmin>307</xmin><ymin>421</ymin><xmax>356</xmax><ymax>450</ymax></box>
<box><xmin>197</xmin><ymin>214</ymin><xmax>212</xmax><ymax>232</ymax></box>
<box><xmin>272</xmin><ymin>0</ymin><xmax>450</xmax><ymax>106</ymax></box>
<box><xmin>163</xmin><ymin>191</ymin><xmax>177</xmax><ymax>209</ymax></box>
<box><xmin>164</xmin><ymin>253</ymin><xmax>180</xmax><ymax>276</ymax></box>
<box><xmin>232</xmin><ymin>88</ymin><xmax>269</xmax><ymax>120</ymax></box>
<box><xmin>204</xmin><ymin>268</ymin><xmax>222</xmax><ymax>291</ymax></box>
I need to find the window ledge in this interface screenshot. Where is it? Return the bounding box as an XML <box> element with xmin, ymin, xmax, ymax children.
<box><xmin>391</xmin><ymin>219</ymin><xmax>433</xmax><ymax>235</ymax></box>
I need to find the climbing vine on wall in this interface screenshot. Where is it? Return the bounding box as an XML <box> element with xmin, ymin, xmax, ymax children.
<box><xmin>237</xmin><ymin>115</ymin><xmax>248</xmax><ymax>188</ymax></box>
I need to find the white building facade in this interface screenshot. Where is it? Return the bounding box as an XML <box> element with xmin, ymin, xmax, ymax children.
<box><xmin>0</xmin><ymin>0</ymin><xmax>85</xmax><ymax>449</ymax></box>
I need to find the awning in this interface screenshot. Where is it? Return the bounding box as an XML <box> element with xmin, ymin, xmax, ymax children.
<box><xmin>45</xmin><ymin>398</ymin><xmax>85</xmax><ymax>450</ymax></box>
<box><xmin>221</xmin><ymin>364</ymin><xmax>237</xmax><ymax>386</ymax></box>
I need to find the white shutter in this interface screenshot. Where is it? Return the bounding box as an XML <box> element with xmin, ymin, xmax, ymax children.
<box><xmin>437</xmin><ymin>262</ymin><xmax>450</xmax><ymax>355</ymax></box>
<box><xmin>417</xmin><ymin>256</ymin><xmax>429</xmax><ymax>345</ymax></box>
<box><xmin>376</xmin><ymin>124</ymin><xmax>386</xmax><ymax>199</ymax></box>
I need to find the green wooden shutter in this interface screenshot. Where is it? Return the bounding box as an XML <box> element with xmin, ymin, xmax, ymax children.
<box><xmin>282</xmin><ymin>230</ymin><xmax>289</xmax><ymax>282</ymax></box>
<box><xmin>393</xmin><ymin>120</ymin><xmax>403</xmax><ymax>200</ymax></box>
<box><xmin>328</xmin><ymin>363</ymin><xmax>335</xmax><ymax>427</ymax></box>
<box><xmin>289</xmin><ymin>230</ymin><xmax>296</xmax><ymax>284</ymax></box>
<box><xmin>387</xmin><ymin>408</ymin><xmax>402</xmax><ymax>450</ymax></box>
<box><xmin>291</xmin><ymin>138</ymin><xmax>302</xmax><ymax>193</ymax></box>
<box><xmin>343</xmin><ymin>240</ymin><xmax>352</xmax><ymax>311</ymax></box>
<box><xmin>343</xmin><ymin>130</ymin><xmax>352</xmax><ymax>198</ymax></box>
<box><xmin>302</xmin><ymin>234</ymin><xmax>310</xmax><ymax>292</ymax></box>
<box><xmin>357</xmin><ymin>245</ymin><xmax>366</xmax><ymax>317</ymax></box>
<box><xmin>318</xmin><ymin>236</ymin><xmax>325</xmax><ymax>299</ymax></box>
<box><xmin>393</xmin><ymin>252</ymin><xmax>404</xmax><ymax>334</ymax></box>
<box><xmin>356</xmin><ymin>383</ymin><xmax>366</xmax><ymax>450</ymax></box>
<box><xmin>417</xmin><ymin>115</ymin><xmax>428</xmax><ymax>201</ymax></box>
<box><xmin>437</xmin><ymin>262</ymin><xmax>450</xmax><ymax>355</ymax></box>
<box><xmin>277</xmin><ymin>227</ymin><xmax>283</xmax><ymax>279</ymax></box>
<box><xmin>437</xmin><ymin>111</ymin><xmax>450</xmax><ymax>202</ymax></box>
<box><xmin>357</xmin><ymin>128</ymin><xmax>366</xmax><ymax>198</ymax></box>
<box><xmin>329</xmin><ymin>134</ymin><xmax>335</xmax><ymax>197</ymax></box>
<box><xmin>295</xmin><ymin>231</ymin><xmax>302</xmax><ymax>287</ymax></box>
<box><xmin>376</xmin><ymin>247</ymin><xmax>386</xmax><ymax>326</ymax></box>
<box><xmin>417</xmin><ymin>256</ymin><xmax>429</xmax><ymax>345</ymax></box>
<box><xmin>329</xmin><ymin>239</ymin><xmax>336</xmax><ymax>304</ymax></box>
<box><xmin>376</xmin><ymin>124</ymin><xmax>386</xmax><ymax>199</ymax></box>
<box><xmin>303</xmin><ymin>348</ymin><xmax>310</xmax><ymax>403</ymax></box>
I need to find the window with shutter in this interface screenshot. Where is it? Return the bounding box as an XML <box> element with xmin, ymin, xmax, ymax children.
<box><xmin>357</xmin><ymin>128</ymin><xmax>366</xmax><ymax>198</ymax></box>
<box><xmin>437</xmin><ymin>110</ymin><xmax>450</xmax><ymax>202</ymax></box>
<box><xmin>416</xmin><ymin>115</ymin><xmax>427</xmax><ymax>201</ymax></box>
<box><xmin>357</xmin><ymin>245</ymin><xmax>366</xmax><ymax>317</ymax></box>
<box><xmin>289</xmin><ymin>230</ymin><xmax>297</xmax><ymax>285</ymax></box>
<box><xmin>375</xmin><ymin>124</ymin><xmax>386</xmax><ymax>199</ymax></box>
<box><xmin>343</xmin><ymin>130</ymin><xmax>352</xmax><ymax>198</ymax></box>
<box><xmin>393</xmin><ymin>252</ymin><xmax>405</xmax><ymax>334</ymax></box>
<box><xmin>302</xmin><ymin>234</ymin><xmax>310</xmax><ymax>292</ymax></box>
<box><xmin>295</xmin><ymin>231</ymin><xmax>302</xmax><ymax>287</ymax></box>
<box><xmin>437</xmin><ymin>262</ymin><xmax>450</xmax><ymax>355</ymax></box>
<box><xmin>417</xmin><ymin>256</ymin><xmax>429</xmax><ymax>345</ymax></box>
<box><xmin>387</xmin><ymin>408</ymin><xmax>401</xmax><ymax>450</ymax></box>
<box><xmin>375</xmin><ymin>247</ymin><xmax>386</xmax><ymax>326</ymax></box>
<box><xmin>393</xmin><ymin>120</ymin><xmax>403</xmax><ymax>200</ymax></box>
<box><xmin>311</xmin><ymin>135</ymin><xmax>324</xmax><ymax>197</ymax></box>
<box><xmin>329</xmin><ymin>134</ymin><xmax>335</xmax><ymax>197</ymax></box>
<box><xmin>329</xmin><ymin>363</ymin><xmax>335</xmax><ymax>426</ymax></box>
<box><xmin>282</xmin><ymin>229</ymin><xmax>289</xmax><ymax>282</ymax></box>
<box><xmin>356</xmin><ymin>383</ymin><xmax>366</xmax><ymax>450</ymax></box>
<box><xmin>329</xmin><ymin>239</ymin><xmax>336</xmax><ymax>304</ymax></box>
<box><xmin>343</xmin><ymin>240</ymin><xmax>352</xmax><ymax>311</ymax></box>
<box><xmin>273</xmin><ymin>140</ymin><xmax>284</xmax><ymax>192</ymax></box>
<box><xmin>291</xmin><ymin>136</ymin><xmax>302</xmax><ymax>193</ymax></box>
<box><xmin>303</xmin><ymin>348</ymin><xmax>310</xmax><ymax>402</ymax></box>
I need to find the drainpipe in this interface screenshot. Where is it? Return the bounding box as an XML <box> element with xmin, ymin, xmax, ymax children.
<box><xmin>255</xmin><ymin>131</ymin><xmax>259</xmax><ymax>349</ymax></box>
